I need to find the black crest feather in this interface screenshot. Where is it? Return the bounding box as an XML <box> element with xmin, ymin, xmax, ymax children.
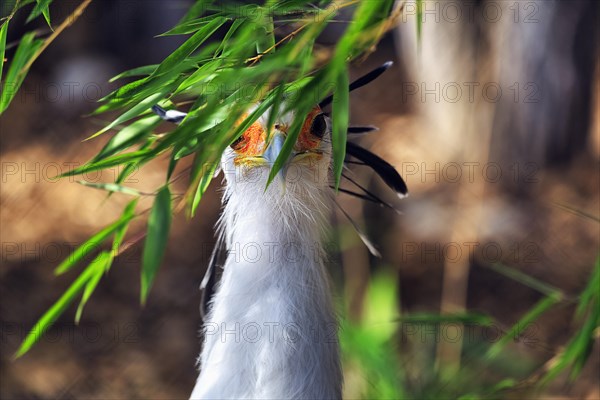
<box><xmin>345</xmin><ymin>141</ymin><xmax>408</xmax><ymax>198</ymax></box>
<box><xmin>319</xmin><ymin>61</ymin><xmax>393</xmax><ymax>108</ymax></box>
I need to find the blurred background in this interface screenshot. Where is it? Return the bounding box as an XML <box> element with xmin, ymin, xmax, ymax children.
<box><xmin>1</xmin><ymin>0</ymin><xmax>599</xmax><ymax>399</ymax></box>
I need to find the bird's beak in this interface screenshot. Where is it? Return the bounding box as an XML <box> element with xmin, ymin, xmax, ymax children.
<box><xmin>263</xmin><ymin>131</ymin><xmax>289</xmax><ymax>188</ymax></box>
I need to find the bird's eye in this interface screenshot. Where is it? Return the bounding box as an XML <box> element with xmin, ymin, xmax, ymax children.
<box><xmin>310</xmin><ymin>114</ymin><xmax>327</xmax><ymax>139</ymax></box>
<box><xmin>230</xmin><ymin>121</ymin><xmax>265</xmax><ymax>155</ymax></box>
<box><xmin>230</xmin><ymin>135</ymin><xmax>246</xmax><ymax>151</ymax></box>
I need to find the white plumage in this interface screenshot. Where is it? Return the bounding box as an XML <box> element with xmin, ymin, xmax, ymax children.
<box><xmin>190</xmin><ymin>106</ymin><xmax>343</xmax><ymax>399</ymax></box>
<box><xmin>150</xmin><ymin>61</ymin><xmax>405</xmax><ymax>400</ymax></box>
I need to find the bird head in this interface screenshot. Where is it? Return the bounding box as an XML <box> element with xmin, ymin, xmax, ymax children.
<box><xmin>151</xmin><ymin>61</ymin><xmax>407</xmax><ymax>220</ymax></box>
<box><xmin>220</xmin><ymin>103</ymin><xmax>332</xmax><ymax>197</ymax></box>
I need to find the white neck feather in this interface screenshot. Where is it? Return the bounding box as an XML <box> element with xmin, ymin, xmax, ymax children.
<box><xmin>191</xmin><ymin>159</ymin><xmax>342</xmax><ymax>399</ymax></box>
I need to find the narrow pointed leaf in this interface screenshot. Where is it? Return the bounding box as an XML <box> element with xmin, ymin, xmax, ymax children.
<box><xmin>152</xmin><ymin>16</ymin><xmax>227</xmax><ymax>77</ymax></box>
<box><xmin>190</xmin><ymin>161</ymin><xmax>219</xmax><ymax>218</ymax></box>
<box><xmin>576</xmin><ymin>257</ymin><xmax>600</xmax><ymax>319</ymax></box>
<box><xmin>569</xmin><ymin>306</ymin><xmax>599</xmax><ymax>381</ymax></box>
<box><xmin>54</xmin><ymin>215</ymin><xmax>135</xmax><ymax>275</ymax></box>
<box><xmin>27</xmin><ymin>0</ymin><xmax>52</xmax><ymax>27</ymax></box>
<box><xmin>167</xmin><ymin>152</ymin><xmax>179</xmax><ymax>181</ymax></box>
<box><xmin>141</xmin><ymin>186</ymin><xmax>172</xmax><ymax>304</ymax></box>
<box><xmin>109</xmin><ymin>199</ymin><xmax>138</xmax><ymax>262</ymax></box>
<box><xmin>416</xmin><ymin>0</ymin><xmax>423</xmax><ymax>45</ymax></box>
<box><xmin>214</xmin><ymin>18</ymin><xmax>244</xmax><ymax>57</ymax></box>
<box><xmin>265</xmin><ymin>83</ymin><xmax>285</xmax><ymax>143</ymax></box>
<box><xmin>109</xmin><ymin>65</ymin><xmax>158</xmax><ymax>82</ymax></box>
<box><xmin>101</xmin><ymin>199</ymin><xmax>137</xmax><ymax>267</ymax></box>
<box><xmin>93</xmin><ymin>115</ymin><xmax>162</xmax><ymax>161</ymax></box>
<box><xmin>58</xmin><ymin>150</ymin><xmax>153</xmax><ymax>178</ymax></box>
<box><xmin>332</xmin><ymin>67</ymin><xmax>350</xmax><ymax>190</ymax></box>
<box><xmin>0</xmin><ymin>21</ymin><xmax>8</xmax><ymax>84</ymax></box>
<box><xmin>159</xmin><ymin>15</ymin><xmax>217</xmax><ymax>36</ymax></box>
<box><xmin>77</xmin><ymin>181</ymin><xmax>141</xmax><ymax>197</ymax></box>
<box><xmin>177</xmin><ymin>0</ymin><xmax>214</xmax><ymax>24</ymax></box>
<box><xmin>488</xmin><ymin>263</ymin><xmax>564</xmax><ymax>299</ymax></box>
<box><xmin>541</xmin><ymin>301</ymin><xmax>599</xmax><ymax>385</ymax></box>
<box><xmin>486</xmin><ymin>294</ymin><xmax>561</xmax><ymax>360</ymax></box>
<box><xmin>396</xmin><ymin>312</ymin><xmax>494</xmax><ymax>325</ymax></box>
<box><xmin>0</xmin><ymin>32</ymin><xmax>43</xmax><ymax>113</ymax></box>
<box><xmin>265</xmin><ymin>75</ymin><xmax>328</xmax><ymax>187</ymax></box>
<box><xmin>14</xmin><ymin>263</ymin><xmax>98</xmax><ymax>358</ymax></box>
<box><xmin>90</xmin><ymin>91</ymin><xmax>167</xmax><ymax>138</ymax></box>
<box><xmin>74</xmin><ymin>252</ymin><xmax>110</xmax><ymax>324</ymax></box>
<box><xmin>266</xmin><ymin>102</ymin><xmax>309</xmax><ymax>188</ymax></box>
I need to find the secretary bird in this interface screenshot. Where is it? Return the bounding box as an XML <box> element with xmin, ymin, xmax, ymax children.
<box><xmin>152</xmin><ymin>62</ymin><xmax>408</xmax><ymax>400</ymax></box>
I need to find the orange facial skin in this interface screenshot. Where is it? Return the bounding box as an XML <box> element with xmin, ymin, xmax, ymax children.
<box><xmin>232</xmin><ymin>121</ymin><xmax>266</xmax><ymax>156</ymax></box>
<box><xmin>296</xmin><ymin>106</ymin><xmax>323</xmax><ymax>153</ymax></box>
<box><xmin>232</xmin><ymin>106</ymin><xmax>324</xmax><ymax>166</ymax></box>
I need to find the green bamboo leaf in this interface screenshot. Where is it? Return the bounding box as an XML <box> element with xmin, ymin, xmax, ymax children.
<box><xmin>141</xmin><ymin>186</ymin><xmax>172</xmax><ymax>304</ymax></box>
<box><xmin>265</xmin><ymin>83</ymin><xmax>285</xmax><ymax>143</ymax></box>
<box><xmin>159</xmin><ymin>15</ymin><xmax>217</xmax><ymax>36</ymax></box>
<box><xmin>13</xmin><ymin>0</ymin><xmax>38</xmax><ymax>11</ymax></box>
<box><xmin>264</xmin><ymin>14</ymin><xmax>276</xmax><ymax>50</ymax></box>
<box><xmin>94</xmin><ymin>72</ymin><xmax>185</xmax><ymax>115</ymax></box>
<box><xmin>177</xmin><ymin>0</ymin><xmax>213</xmax><ymax>24</ymax></box>
<box><xmin>190</xmin><ymin>160</ymin><xmax>219</xmax><ymax>218</ymax></box>
<box><xmin>486</xmin><ymin>294</ymin><xmax>561</xmax><ymax>359</ymax></box>
<box><xmin>109</xmin><ymin>65</ymin><xmax>158</xmax><ymax>82</ymax></box>
<box><xmin>488</xmin><ymin>263</ymin><xmax>564</xmax><ymax>299</ymax></box>
<box><xmin>101</xmin><ymin>76</ymin><xmax>152</xmax><ymax>103</ymax></box>
<box><xmin>0</xmin><ymin>21</ymin><xmax>8</xmax><ymax>84</ymax></box>
<box><xmin>54</xmin><ymin>215</ymin><xmax>135</xmax><ymax>275</ymax></box>
<box><xmin>457</xmin><ymin>395</ymin><xmax>479</xmax><ymax>400</ymax></box>
<box><xmin>416</xmin><ymin>0</ymin><xmax>423</xmax><ymax>45</ymax></box>
<box><xmin>90</xmin><ymin>91</ymin><xmax>168</xmax><ymax>138</ymax></box>
<box><xmin>167</xmin><ymin>151</ymin><xmax>179</xmax><ymax>181</ymax></box>
<box><xmin>111</xmin><ymin>139</ymin><xmax>156</xmax><ymax>191</ymax></box>
<box><xmin>110</xmin><ymin>199</ymin><xmax>137</xmax><ymax>259</ymax></box>
<box><xmin>0</xmin><ymin>32</ymin><xmax>44</xmax><ymax>113</ymax></box>
<box><xmin>74</xmin><ymin>252</ymin><xmax>109</xmax><ymax>324</ymax></box>
<box><xmin>333</xmin><ymin>0</ymin><xmax>384</xmax><ymax>59</ymax></box>
<box><xmin>265</xmin><ymin>75</ymin><xmax>327</xmax><ymax>188</ymax></box>
<box><xmin>152</xmin><ymin>16</ymin><xmax>227</xmax><ymax>77</ymax></box>
<box><xmin>266</xmin><ymin>103</ymin><xmax>309</xmax><ymax>188</ymax></box>
<box><xmin>77</xmin><ymin>181</ymin><xmax>141</xmax><ymax>197</ymax></box>
<box><xmin>174</xmin><ymin>61</ymin><xmax>221</xmax><ymax>95</ymax></box>
<box><xmin>569</xmin><ymin>303</ymin><xmax>599</xmax><ymax>381</ymax></box>
<box><xmin>14</xmin><ymin>262</ymin><xmax>98</xmax><ymax>358</ymax></box>
<box><xmin>255</xmin><ymin>11</ymin><xmax>275</xmax><ymax>55</ymax></box>
<box><xmin>576</xmin><ymin>257</ymin><xmax>600</xmax><ymax>319</ymax></box>
<box><xmin>395</xmin><ymin>313</ymin><xmax>495</xmax><ymax>326</ymax></box>
<box><xmin>104</xmin><ymin>199</ymin><xmax>137</xmax><ymax>269</ymax></box>
<box><xmin>214</xmin><ymin>18</ymin><xmax>244</xmax><ymax>57</ymax></box>
<box><xmin>115</xmin><ymin>159</ymin><xmax>142</xmax><ymax>186</ymax></box>
<box><xmin>27</xmin><ymin>0</ymin><xmax>52</xmax><ymax>28</ymax></box>
<box><xmin>98</xmin><ymin>75</ymin><xmax>149</xmax><ymax>106</ymax></box>
<box><xmin>541</xmin><ymin>301</ymin><xmax>599</xmax><ymax>385</ymax></box>
<box><xmin>94</xmin><ymin>115</ymin><xmax>162</xmax><ymax>161</ymax></box>
<box><xmin>331</xmin><ymin>66</ymin><xmax>349</xmax><ymax>190</ymax></box>
<box><xmin>57</xmin><ymin>150</ymin><xmax>153</xmax><ymax>178</ymax></box>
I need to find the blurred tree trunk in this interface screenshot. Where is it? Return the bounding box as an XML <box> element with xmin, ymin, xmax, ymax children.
<box><xmin>395</xmin><ymin>0</ymin><xmax>599</xmax><ymax>193</ymax></box>
<box><xmin>488</xmin><ymin>0</ymin><xmax>599</xmax><ymax>190</ymax></box>
<box><xmin>393</xmin><ymin>0</ymin><xmax>599</xmax><ymax>374</ymax></box>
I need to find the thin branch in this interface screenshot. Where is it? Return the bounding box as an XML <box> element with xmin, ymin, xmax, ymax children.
<box><xmin>20</xmin><ymin>0</ymin><xmax>93</xmax><ymax>74</ymax></box>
